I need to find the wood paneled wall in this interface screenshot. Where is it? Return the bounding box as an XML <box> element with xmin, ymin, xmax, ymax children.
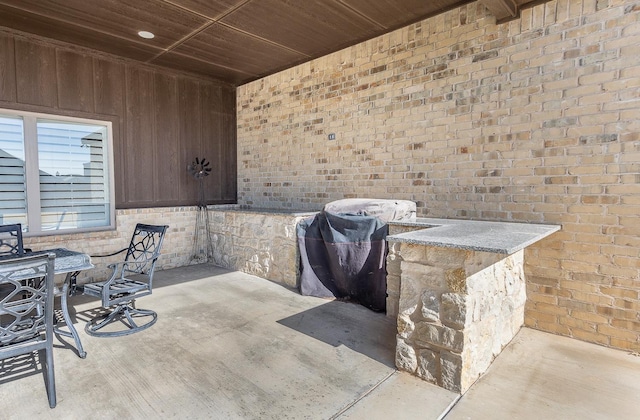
<box><xmin>0</xmin><ymin>30</ymin><xmax>236</xmax><ymax>208</ymax></box>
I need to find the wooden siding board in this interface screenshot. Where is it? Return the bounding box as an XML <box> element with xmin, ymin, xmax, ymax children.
<box><xmin>56</xmin><ymin>50</ymin><xmax>95</xmax><ymax>112</ymax></box>
<box><xmin>0</xmin><ymin>33</ymin><xmax>16</xmax><ymax>102</ymax></box>
<box><xmin>153</xmin><ymin>72</ymin><xmax>180</xmax><ymax>203</ymax></box>
<box><xmin>340</xmin><ymin>0</ymin><xmax>449</xmax><ymax>29</ymax></box>
<box><xmin>221</xmin><ymin>112</ymin><xmax>237</xmax><ymax>201</ymax></box>
<box><xmin>219</xmin><ymin>0</ymin><xmax>379</xmax><ymax>56</ymax></box>
<box><xmin>14</xmin><ymin>39</ymin><xmax>57</xmax><ymax>107</ymax></box>
<box><xmin>201</xmin><ymin>84</ymin><xmax>223</xmax><ymax>202</ymax></box>
<box><xmin>93</xmin><ymin>58</ymin><xmax>125</xmax><ymax>116</ymax></box>
<box><xmin>178</xmin><ymin>78</ymin><xmax>202</xmax><ymax>204</ymax></box>
<box><xmin>92</xmin><ymin>58</ymin><xmax>127</xmax><ymax>206</ymax></box>
<box><xmin>150</xmin><ymin>52</ymin><xmax>251</xmax><ymax>86</ymax></box>
<box><xmin>110</xmin><ymin>117</ymin><xmax>126</xmax><ymax>207</ymax></box>
<box><xmin>220</xmin><ymin>85</ymin><xmax>237</xmax><ymax>201</ymax></box>
<box><xmin>124</xmin><ymin>66</ymin><xmax>155</xmax><ymax>205</ymax></box>
<box><xmin>164</xmin><ymin>0</ymin><xmax>243</xmax><ymax>20</ymax></box>
<box><xmin>171</xmin><ymin>24</ymin><xmax>307</xmax><ymax>76</ymax></box>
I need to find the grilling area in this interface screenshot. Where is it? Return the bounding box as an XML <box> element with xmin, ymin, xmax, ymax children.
<box><xmin>205</xmin><ymin>201</ymin><xmax>563</xmax><ymax>394</ymax></box>
<box><xmin>1</xmin><ymin>0</ymin><xmax>640</xmax><ymax>417</ymax></box>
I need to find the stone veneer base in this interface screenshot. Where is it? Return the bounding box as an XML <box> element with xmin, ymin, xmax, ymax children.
<box><xmin>387</xmin><ymin>218</ymin><xmax>558</xmax><ymax>393</ymax></box>
<box><xmin>207</xmin><ymin>206</ymin><xmax>316</xmax><ymax>288</ymax></box>
<box><xmin>390</xmin><ymin>243</ymin><xmax>526</xmax><ymax>393</ymax></box>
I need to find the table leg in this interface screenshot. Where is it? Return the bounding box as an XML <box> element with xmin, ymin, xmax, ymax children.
<box><xmin>54</xmin><ymin>272</ymin><xmax>87</xmax><ymax>358</ymax></box>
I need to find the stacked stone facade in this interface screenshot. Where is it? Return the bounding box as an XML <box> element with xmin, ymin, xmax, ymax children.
<box><xmin>390</xmin><ymin>242</ymin><xmax>527</xmax><ymax>393</ymax></box>
<box><xmin>207</xmin><ymin>207</ymin><xmax>314</xmax><ymax>288</ymax></box>
<box><xmin>236</xmin><ymin>0</ymin><xmax>640</xmax><ymax>351</ymax></box>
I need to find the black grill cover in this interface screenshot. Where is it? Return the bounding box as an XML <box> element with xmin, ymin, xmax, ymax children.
<box><xmin>297</xmin><ymin>211</ymin><xmax>388</xmax><ymax>312</ymax></box>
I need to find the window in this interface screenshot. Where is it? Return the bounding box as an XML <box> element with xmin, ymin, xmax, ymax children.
<box><xmin>0</xmin><ymin>109</ymin><xmax>114</xmax><ymax>235</ymax></box>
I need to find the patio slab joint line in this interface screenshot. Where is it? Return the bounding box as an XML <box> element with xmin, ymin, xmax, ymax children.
<box><xmin>438</xmin><ymin>394</ymin><xmax>463</xmax><ymax>420</ymax></box>
<box><xmin>329</xmin><ymin>370</ymin><xmax>397</xmax><ymax>419</ymax></box>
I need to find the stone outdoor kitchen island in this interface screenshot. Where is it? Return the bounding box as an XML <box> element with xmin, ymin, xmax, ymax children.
<box><xmin>386</xmin><ymin>219</ymin><xmax>559</xmax><ymax>393</ymax></box>
<box><xmin>205</xmin><ymin>207</ymin><xmax>560</xmax><ymax>394</ymax></box>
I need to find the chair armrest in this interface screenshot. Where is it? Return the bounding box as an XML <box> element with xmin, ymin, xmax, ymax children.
<box><xmin>91</xmin><ymin>247</ymin><xmax>128</xmax><ymax>258</ymax></box>
<box><xmin>102</xmin><ymin>256</ymin><xmax>158</xmax><ymax>284</ymax></box>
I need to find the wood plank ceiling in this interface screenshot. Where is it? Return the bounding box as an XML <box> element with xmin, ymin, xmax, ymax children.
<box><xmin>0</xmin><ymin>0</ymin><xmax>535</xmax><ymax>86</ymax></box>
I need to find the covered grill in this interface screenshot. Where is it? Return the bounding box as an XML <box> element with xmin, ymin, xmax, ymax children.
<box><xmin>297</xmin><ymin>199</ymin><xmax>416</xmax><ymax>312</ymax></box>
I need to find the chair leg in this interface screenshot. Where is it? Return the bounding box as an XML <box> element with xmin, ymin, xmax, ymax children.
<box><xmin>44</xmin><ymin>346</ymin><xmax>56</xmax><ymax>408</ymax></box>
<box><xmin>85</xmin><ymin>303</ymin><xmax>157</xmax><ymax>337</ymax></box>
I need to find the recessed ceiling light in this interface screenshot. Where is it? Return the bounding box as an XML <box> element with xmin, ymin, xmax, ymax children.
<box><xmin>138</xmin><ymin>31</ymin><xmax>155</xmax><ymax>39</ymax></box>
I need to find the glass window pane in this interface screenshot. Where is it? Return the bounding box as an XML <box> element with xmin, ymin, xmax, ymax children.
<box><xmin>0</xmin><ymin>115</ymin><xmax>28</xmax><ymax>227</ymax></box>
<box><xmin>37</xmin><ymin>119</ymin><xmax>110</xmax><ymax>231</ymax></box>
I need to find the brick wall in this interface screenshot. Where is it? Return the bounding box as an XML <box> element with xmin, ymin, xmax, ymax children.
<box><xmin>23</xmin><ymin>207</ymin><xmax>201</xmax><ymax>283</ymax></box>
<box><xmin>236</xmin><ymin>0</ymin><xmax>640</xmax><ymax>351</ymax></box>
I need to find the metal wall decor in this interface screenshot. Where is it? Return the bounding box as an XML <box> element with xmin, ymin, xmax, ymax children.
<box><xmin>187</xmin><ymin>157</ymin><xmax>212</xmax><ymax>208</ymax></box>
<box><xmin>188</xmin><ymin>157</ymin><xmax>213</xmax><ymax>262</ymax></box>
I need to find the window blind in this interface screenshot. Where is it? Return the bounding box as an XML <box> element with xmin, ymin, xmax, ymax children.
<box><xmin>0</xmin><ymin>115</ymin><xmax>28</xmax><ymax>226</ymax></box>
<box><xmin>37</xmin><ymin>120</ymin><xmax>110</xmax><ymax>230</ymax></box>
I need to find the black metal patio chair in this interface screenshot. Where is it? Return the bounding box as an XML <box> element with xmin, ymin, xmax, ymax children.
<box><xmin>0</xmin><ymin>223</ymin><xmax>26</xmax><ymax>257</ymax></box>
<box><xmin>0</xmin><ymin>253</ymin><xmax>57</xmax><ymax>408</ymax></box>
<box><xmin>82</xmin><ymin>223</ymin><xmax>168</xmax><ymax>337</ymax></box>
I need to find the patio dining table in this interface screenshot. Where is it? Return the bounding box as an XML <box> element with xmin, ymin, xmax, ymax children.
<box><xmin>28</xmin><ymin>248</ymin><xmax>93</xmax><ymax>358</ymax></box>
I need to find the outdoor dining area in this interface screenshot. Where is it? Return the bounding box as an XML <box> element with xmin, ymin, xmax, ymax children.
<box><xmin>1</xmin><ymin>0</ymin><xmax>640</xmax><ymax>417</ymax></box>
<box><xmin>0</xmin><ymin>223</ymin><xmax>168</xmax><ymax>407</ymax></box>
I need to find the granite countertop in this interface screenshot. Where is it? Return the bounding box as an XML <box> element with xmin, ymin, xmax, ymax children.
<box><xmin>387</xmin><ymin>218</ymin><xmax>560</xmax><ymax>254</ymax></box>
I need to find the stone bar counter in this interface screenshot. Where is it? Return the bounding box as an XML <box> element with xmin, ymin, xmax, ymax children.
<box><xmin>386</xmin><ymin>218</ymin><xmax>560</xmax><ymax>394</ymax></box>
<box><xmin>208</xmin><ymin>205</ymin><xmax>316</xmax><ymax>288</ymax></box>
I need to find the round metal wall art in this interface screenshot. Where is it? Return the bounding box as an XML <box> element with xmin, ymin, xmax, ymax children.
<box><xmin>187</xmin><ymin>157</ymin><xmax>211</xmax><ymax>179</ymax></box>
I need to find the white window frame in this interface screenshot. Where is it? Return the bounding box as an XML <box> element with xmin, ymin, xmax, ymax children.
<box><xmin>0</xmin><ymin>108</ymin><xmax>115</xmax><ymax>236</ymax></box>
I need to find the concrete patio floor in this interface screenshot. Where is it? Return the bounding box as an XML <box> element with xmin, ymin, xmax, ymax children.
<box><xmin>1</xmin><ymin>263</ymin><xmax>638</xmax><ymax>419</ymax></box>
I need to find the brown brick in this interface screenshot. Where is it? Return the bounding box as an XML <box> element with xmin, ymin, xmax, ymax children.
<box><xmin>532</xmin><ymin>301</ymin><xmax>570</xmax><ymax>316</ymax></box>
<box><xmin>559</xmin><ymin>280</ymin><xmax>599</xmax><ymax>293</ymax></box>
<box><xmin>524</xmin><ymin>309</ymin><xmax>559</xmax><ymax>324</ymax></box>
<box><xmin>597</xmin><ymin>324</ymin><xmax>639</xmax><ymax>341</ymax></box>
<box><xmin>571</xmin><ymin>329</ymin><xmax>610</xmax><ymax>346</ymax></box>
<box><xmin>600</xmin><ymin>287</ymin><xmax>639</xmax><ymax>300</ymax></box>
<box><xmin>570</xmin><ymin>310</ymin><xmax>610</xmax><ymax>324</ymax></box>
<box><xmin>614</xmin><ymin>298</ymin><xmax>640</xmax><ymax>311</ymax></box>
<box><xmin>559</xmin><ymin>315</ymin><xmax>597</xmax><ymax>331</ymax></box>
<box><xmin>610</xmin><ymin>338</ymin><xmax>640</xmax><ymax>351</ymax></box>
<box><xmin>535</xmin><ymin>320</ymin><xmax>572</xmax><ymax>336</ymax></box>
<box><xmin>596</xmin><ymin>305</ymin><xmax>638</xmax><ymax>320</ymax></box>
<box><xmin>611</xmin><ymin>319</ymin><xmax>640</xmax><ymax>332</ymax></box>
<box><xmin>570</xmin><ymin>290</ymin><xmax>614</xmax><ymax>306</ymax></box>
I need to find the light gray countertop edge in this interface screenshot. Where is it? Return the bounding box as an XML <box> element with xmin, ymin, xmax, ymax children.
<box><xmin>387</xmin><ymin>218</ymin><xmax>561</xmax><ymax>255</ymax></box>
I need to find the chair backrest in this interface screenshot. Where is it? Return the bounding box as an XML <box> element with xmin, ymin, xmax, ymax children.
<box><xmin>0</xmin><ymin>253</ymin><xmax>55</xmax><ymax>348</ymax></box>
<box><xmin>123</xmin><ymin>224</ymin><xmax>168</xmax><ymax>276</ymax></box>
<box><xmin>0</xmin><ymin>224</ymin><xmax>25</xmax><ymax>257</ymax></box>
